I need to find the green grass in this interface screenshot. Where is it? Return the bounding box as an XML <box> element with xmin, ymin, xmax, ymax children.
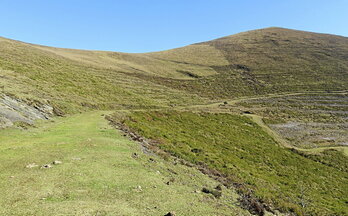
<box><xmin>138</xmin><ymin>28</ymin><xmax>348</xmax><ymax>99</ymax></box>
<box><xmin>122</xmin><ymin>111</ymin><xmax>348</xmax><ymax>216</ymax></box>
<box><xmin>0</xmin><ymin>37</ymin><xmax>206</xmax><ymax>114</ymax></box>
<box><xmin>1</xmin><ymin>27</ymin><xmax>348</xmax><ymax>115</ymax></box>
<box><xmin>0</xmin><ymin>111</ymin><xmax>249</xmax><ymax>216</ymax></box>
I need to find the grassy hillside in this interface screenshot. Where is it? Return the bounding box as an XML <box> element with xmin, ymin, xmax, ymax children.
<box><xmin>144</xmin><ymin>28</ymin><xmax>348</xmax><ymax>98</ymax></box>
<box><xmin>121</xmin><ymin>111</ymin><xmax>348</xmax><ymax>216</ymax></box>
<box><xmin>1</xmin><ymin>27</ymin><xmax>348</xmax><ymax>114</ymax></box>
<box><xmin>0</xmin><ymin>36</ymin><xmax>206</xmax><ymax>115</ymax></box>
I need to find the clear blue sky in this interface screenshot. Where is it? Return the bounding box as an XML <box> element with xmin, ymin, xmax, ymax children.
<box><xmin>1</xmin><ymin>0</ymin><xmax>347</xmax><ymax>53</ymax></box>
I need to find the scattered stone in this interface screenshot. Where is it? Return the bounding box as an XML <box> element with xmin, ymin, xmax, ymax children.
<box><xmin>136</xmin><ymin>185</ymin><xmax>142</xmax><ymax>192</ymax></box>
<box><xmin>202</xmin><ymin>187</ymin><xmax>222</xmax><ymax>198</ymax></box>
<box><xmin>215</xmin><ymin>184</ymin><xmax>223</xmax><ymax>191</ymax></box>
<box><xmin>322</xmin><ymin>137</ymin><xmax>335</xmax><ymax>142</ymax></box>
<box><xmin>26</xmin><ymin>163</ymin><xmax>38</xmax><ymax>168</ymax></box>
<box><xmin>239</xmin><ymin>194</ymin><xmax>265</xmax><ymax>216</ymax></box>
<box><xmin>164</xmin><ymin>212</ymin><xmax>176</xmax><ymax>216</ymax></box>
<box><xmin>72</xmin><ymin>157</ymin><xmax>81</xmax><ymax>161</ymax></box>
<box><xmin>202</xmin><ymin>187</ymin><xmax>210</xmax><ymax>193</ymax></box>
<box><xmin>132</xmin><ymin>152</ymin><xmax>139</xmax><ymax>159</ymax></box>
<box><xmin>243</xmin><ymin>110</ymin><xmax>253</xmax><ymax>114</ymax></box>
<box><xmin>166</xmin><ymin>177</ymin><xmax>175</xmax><ymax>185</ymax></box>
<box><xmin>167</xmin><ymin>168</ymin><xmax>178</xmax><ymax>175</ymax></box>
<box><xmin>191</xmin><ymin>148</ymin><xmax>202</xmax><ymax>154</ymax></box>
<box><xmin>52</xmin><ymin>160</ymin><xmax>62</xmax><ymax>165</ymax></box>
<box><xmin>10</xmin><ymin>176</ymin><xmax>15</xmax><ymax>178</ymax></box>
<box><xmin>41</xmin><ymin>164</ymin><xmax>52</xmax><ymax>169</ymax></box>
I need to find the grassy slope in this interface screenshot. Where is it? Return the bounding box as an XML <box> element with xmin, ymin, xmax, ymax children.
<box><xmin>0</xmin><ymin>37</ymin><xmax>206</xmax><ymax>114</ymax></box>
<box><xmin>123</xmin><ymin>111</ymin><xmax>348</xmax><ymax>216</ymax></box>
<box><xmin>144</xmin><ymin>28</ymin><xmax>348</xmax><ymax>98</ymax></box>
<box><xmin>1</xmin><ymin>27</ymin><xmax>348</xmax><ymax>114</ymax></box>
<box><xmin>0</xmin><ymin>111</ymin><xmax>249</xmax><ymax>216</ymax></box>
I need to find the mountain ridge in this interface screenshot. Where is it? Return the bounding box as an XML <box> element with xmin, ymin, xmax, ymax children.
<box><xmin>0</xmin><ymin>27</ymin><xmax>347</xmax><ymax>115</ymax></box>
<box><xmin>2</xmin><ymin>27</ymin><xmax>348</xmax><ymax>53</ymax></box>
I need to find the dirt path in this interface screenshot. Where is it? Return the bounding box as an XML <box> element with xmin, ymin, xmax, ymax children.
<box><xmin>185</xmin><ymin>90</ymin><xmax>348</xmax><ymax>110</ymax></box>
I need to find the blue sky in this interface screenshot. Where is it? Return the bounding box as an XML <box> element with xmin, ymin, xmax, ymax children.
<box><xmin>0</xmin><ymin>0</ymin><xmax>347</xmax><ymax>53</ymax></box>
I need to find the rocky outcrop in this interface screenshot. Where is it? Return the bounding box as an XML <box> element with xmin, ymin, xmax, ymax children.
<box><xmin>0</xmin><ymin>94</ymin><xmax>53</xmax><ymax>128</ymax></box>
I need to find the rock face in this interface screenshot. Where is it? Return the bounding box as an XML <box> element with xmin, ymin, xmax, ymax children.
<box><xmin>0</xmin><ymin>94</ymin><xmax>53</xmax><ymax>128</ymax></box>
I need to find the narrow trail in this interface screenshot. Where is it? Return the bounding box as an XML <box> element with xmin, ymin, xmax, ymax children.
<box><xmin>184</xmin><ymin>89</ymin><xmax>348</xmax><ymax>110</ymax></box>
<box><xmin>180</xmin><ymin>90</ymin><xmax>348</xmax><ymax>156</ymax></box>
<box><xmin>112</xmin><ymin>90</ymin><xmax>348</xmax><ymax>156</ymax></box>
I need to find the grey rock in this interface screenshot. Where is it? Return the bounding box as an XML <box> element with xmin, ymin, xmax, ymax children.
<box><xmin>41</xmin><ymin>164</ymin><xmax>52</xmax><ymax>169</ymax></box>
<box><xmin>0</xmin><ymin>94</ymin><xmax>53</xmax><ymax>129</ymax></box>
<box><xmin>52</xmin><ymin>160</ymin><xmax>62</xmax><ymax>165</ymax></box>
<box><xmin>26</xmin><ymin>163</ymin><xmax>38</xmax><ymax>168</ymax></box>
